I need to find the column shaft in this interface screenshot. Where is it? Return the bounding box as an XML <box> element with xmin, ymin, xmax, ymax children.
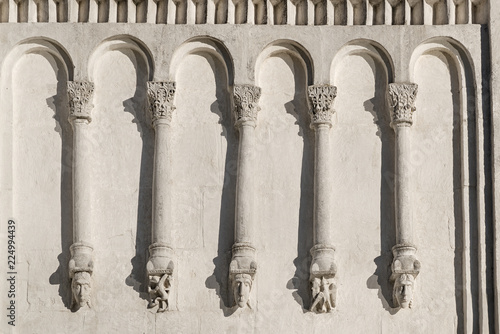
<box><xmin>394</xmin><ymin>124</ymin><xmax>412</xmax><ymax>245</ymax></box>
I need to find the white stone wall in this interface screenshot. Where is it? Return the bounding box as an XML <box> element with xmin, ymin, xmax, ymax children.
<box><xmin>0</xmin><ymin>22</ymin><xmax>494</xmax><ymax>333</ymax></box>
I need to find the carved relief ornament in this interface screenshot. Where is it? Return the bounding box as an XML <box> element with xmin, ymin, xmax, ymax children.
<box><xmin>68</xmin><ymin>242</ymin><xmax>94</xmax><ymax>311</ymax></box>
<box><xmin>233</xmin><ymin>85</ymin><xmax>261</xmax><ymax>127</ymax></box>
<box><xmin>146</xmin><ymin>243</ymin><xmax>174</xmax><ymax>312</ymax></box>
<box><xmin>147</xmin><ymin>81</ymin><xmax>176</xmax><ymax>125</ymax></box>
<box><xmin>307</xmin><ymin>84</ymin><xmax>337</xmax><ymax>126</ymax></box>
<box><xmin>67</xmin><ymin>81</ymin><xmax>94</xmax><ymax>122</ymax></box>
<box><xmin>387</xmin><ymin>83</ymin><xmax>418</xmax><ymax>126</ymax></box>
<box><xmin>309</xmin><ymin>244</ymin><xmax>337</xmax><ymax>313</ymax></box>
<box><xmin>390</xmin><ymin>243</ymin><xmax>421</xmax><ymax>309</ymax></box>
<box><xmin>229</xmin><ymin>243</ymin><xmax>257</xmax><ymax>309</ymax></box>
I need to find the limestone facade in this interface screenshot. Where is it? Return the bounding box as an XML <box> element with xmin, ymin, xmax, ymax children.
<box><xmin>0</xmin><ymin>0</ymin><xmax>499</xmax><ymax>332</ymax></box>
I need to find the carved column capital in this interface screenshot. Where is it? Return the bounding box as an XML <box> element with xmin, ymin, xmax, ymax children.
<box><xmin>307</xmin><ymin>84</ymin><xmax>337</xmax><ymax>127</ymax></box>
<box><xmin>67</xmin><ymin>81</ymin><xmax>94</xmax><ymax>123</ymax></box>
<box><xmin>387</xmin><ymin>83</ymin><xmax>418</xmax><ymax>127</ymax></box>
<box><xmin>147</xmin><ymin>81</ymin><xmax>176</xmax><ymax>126</ymax></box>
<box><xmin>233</xmin><ymin>85</ymin><xmax>261</xmax><ymax>127</ymax></box>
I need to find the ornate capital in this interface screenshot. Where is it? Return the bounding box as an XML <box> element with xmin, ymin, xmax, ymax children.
<box><xmin>387</xmin><ymin>83</ymin><xmax>418</xmax><ymax>127</ymax></box>
<box><xmin>147</xmin><ymin>81</ymin><xmax>176</xmax><ymax>125</ymax></box>
<box><xmin>234</xmin><ymin>85</ymin><xmax>261</xmax><ymax>127</ymax></box>
<box><xmin>67</xmin><ymin>81</ymin><xmax>94</xmax><ymax>123</ymax></box>
<box><xmin>307</xmin><ymin>84</ymin><xmax>337</xmax><ymax>127</ymax></box>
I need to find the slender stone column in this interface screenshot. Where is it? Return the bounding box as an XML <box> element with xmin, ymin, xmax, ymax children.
<box><xmin>229</xmin><ymin>84</ymin><xmax>260</xmax><ymax>309</ymax></box>
<box><xmin>67</xmin><ymin>81</ymin><xmax>95</xmax><ymax>311</ymax></box>
<box><xmin>146</xmin><ymin>81</ymin><xmax>176</xmax><ymax>312</ymax></box>
<box><xmin>387</xmin><ymin>83</ymin><xmax>421</xmax><ymax>309</ymax></box>
<box><xmin>307</xmin><ymin>84</ymin><xmax>337</xmax><ymax>313</ymax></box>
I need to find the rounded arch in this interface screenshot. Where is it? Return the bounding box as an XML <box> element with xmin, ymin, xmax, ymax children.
<box><xmin>409</xmin><ymin>36</ymin><xmax>475</xmax><ymax>89</ymax></box>
<box><xmin>255</xmin><ymin>40</ymin><xmax>313</xmax><ymax>86</ymax></box>
<box><xmin>1</xmin><ymin>37</ymin><xmax>74</xmax><ymax>85</ymax></box>
<box><xmin>88</xmin><ymin>35</ymin><xmax>154</xmax><ymax>81</ymax></box>
<box><xmin>169</xmin><ymin>36</ymin><xmax>234</xmax><ymax>86</ymax></box>
<box><xmin>330</xmin><ymin>39</ymin><xmax>394</xmax><ymax>85</ymax></box>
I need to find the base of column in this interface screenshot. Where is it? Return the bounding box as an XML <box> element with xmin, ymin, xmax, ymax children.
<box><xmin>390</xmin><ymin>243</ymin><xmax>421</xmax><ymax>309</ymax></box>
<box><xmin>146</xmin><ymin>243</ymin><xmax>174</xmax><ymax>312</ymax></box>
<box><xmin>309</xmin><ymin>244</ymin><xmax>337</xmax><ymax>313</ymax></box>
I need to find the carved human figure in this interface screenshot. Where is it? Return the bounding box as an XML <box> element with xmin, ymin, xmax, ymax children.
<box><xmin>71</xmin><ymin>271</ymin><xmax>92</xmax><ymax>310</ymax></box>
<box><xmin>232</xmin><ymin>273</ymin><xmax>253</xmax><ymax>308</ymax></box>
<box><xmin>393</xmin><ymin>273</ymin><xmax>415</xmax><ymax>309</ymax></box>
<box><xmin>148</xmin><ymin>273</ymin><xmax>172</xmax><ymax>312</ymax></box>
<box><xmin>310</xmin><ymin>276</ymin><xmax>336</xmax><ymax>313</ymax></box>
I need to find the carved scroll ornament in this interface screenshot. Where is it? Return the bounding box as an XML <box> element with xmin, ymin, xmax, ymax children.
<box><xmin>147</xmin><ymin>81</ymin><xmax>176</xmax><ymax>124</ymax></box>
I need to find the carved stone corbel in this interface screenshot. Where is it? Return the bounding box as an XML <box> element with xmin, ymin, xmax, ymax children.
<box><xmin>307</xmin><ymin>84</ymin><xmax>338</xmax><ymax>313</ymax></box>
<box><xmin>146</xmin><ymin>81</ymin><xmax>176</xmax><ymax>312</ymax></box>
<box><xmin>230</xmin><ymin>84</ymin><xmax>261</xmax><ymax>309</ymax></box>
<box><xmin>387</xmin><ymin>83</ymin><xmax>421</xmax><ymax>309</ymax></box>
<box><xmin>67</xmin><ymin>81</ymin><xmax>95</xmax><ymax>311</ymax></box>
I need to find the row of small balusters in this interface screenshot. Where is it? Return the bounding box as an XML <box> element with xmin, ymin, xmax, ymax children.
<box><xmin>0</xmin><ymin>0</ymin><xmax>488</xmax><ymax>24</ymax></box>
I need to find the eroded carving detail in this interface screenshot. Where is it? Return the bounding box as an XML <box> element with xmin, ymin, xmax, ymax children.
<box><xmin>233</xmin><ymin>85</ymin><xmax>261</xmax><ymax>127</ymax></box>
<box><xmin>387</xmin><ymin>83</ymin><xmax>418</xmax><ymax>126</ymax></box>
<box><xmin>229</xmin><ymin>243</ymin><xmax>257</xmax><ymax>309</ymax></box>
<box><xmin>309</xmin><ymin>244</ymin><xmax>337</xmax><ymax>313</ymax></box>
<box><xmin>307</xmin><ymin>84</ymin><xmax>337</xmax><ymax>126</ymax></box>
<box><xmin>146</xmin><ymin>243</ymin><xmax>174</xmax><ymax>312</ymax></box>
<box><xmin>147</xmin><ymin>81</ymin><xmax>176</xmax><ymax>125</ymax></box>
<box><xmin>69</xmin><ymin>242</ymin><xmax>94</xmax><ymax>311</ymax></box>
<box><xmin>67</xmin><ymin>81</ymin><xmax>94</xmax><ymax>122</ymax></box>
<box><xmin>390</xmin><ymin>244</ymin><xmax>421</xmax><ymax>309</ymax></box>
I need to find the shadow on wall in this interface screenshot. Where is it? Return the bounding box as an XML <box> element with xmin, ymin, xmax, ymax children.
<box><xmin>44</xmin><ymin>53</ymin><xmax>74</xmax><ymax>309</ymax></box>
<box><xmin>119</xmin><ymin>49</ymin><xmax>155</xmax><ymax>302</ymax></box>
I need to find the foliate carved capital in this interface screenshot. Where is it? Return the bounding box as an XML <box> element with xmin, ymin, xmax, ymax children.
<box><xmin>68</xmin><ymin>242</ymin><xmax>94</xmax><ymax>311</ymax></box>
<box><xmin>307</xmin><ymin>85</ymin><xmax>337</xmax><ymax>127</ymax></box>
<box><xmin>390</xmin><ymin>243</ymin><xmax>421</xmax><ymax>309</ymax></box>
<box><xmin>309</xmin><ymin>244</ymin><xmax>337</xmax><ymax>313</ymax></box>
<box><xmin>147</xmin><ymin>81</ymin><xmax>176</xmax><ymax>126</ymax></box>
<box><xmin>147</xmin><ymin>243</ymin><xmax>174</xmax><ymax>312</ymax></box>
<box><xmin>387</xmin><ymin>83</ymin><xmax>418</xmax><ymax>127</ymax></box>
<box><xmin>229</xmin><ymin>243</ymin><xmax>257</xmax><ymax>309</ymax></box>
<box><xmin>234</xmin><ymin>85</ymin><xmax>261</xmax><ymax>127</ymax></box>
<box><xmin>67</xmin><ymin>81</ymin><xmax>94</xmax><ymax>123</ymax></box>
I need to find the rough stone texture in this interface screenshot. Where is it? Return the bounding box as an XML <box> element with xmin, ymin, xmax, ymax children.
<box><xmin>0</xmin><ymin>2</ymin><xmax>497</xmax><ymax>332</ymax></box>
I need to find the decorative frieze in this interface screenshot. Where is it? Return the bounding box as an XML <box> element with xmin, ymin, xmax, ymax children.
<box><xmin>387</xmin><ymin>83</ymin><xmax>418</xmax><ymax>127</ymax></box>
<box><xmin>233</xmin><ymin>84</ymin><xmax>261</xmax><ymax>127</ymax></box>
<box><xmin>67</xmin><ymin>81</ymin><xmax>94</xmax><ymax>122</ymax></box>
<box><xmin>147</xmin><ymin>81</ymin><xmax>176</xmax><ymax>125</ymax></box>
<box><xmin>307</xmin><ymin>85</ymin><xmax>337</xmax><ymax>126</ymax></box>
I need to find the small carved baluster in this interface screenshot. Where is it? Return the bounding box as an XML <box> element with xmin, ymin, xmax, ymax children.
<box><xmin>307</xmin><ymin>84</ymin><xmax>338</xmax><ymax>313</ymax></box>
<box><xmin>146</xmin><ymin>82</ymin><xmax>177</xmax><ymax>312</ymax></box>
<box><xmin>387</xmin><ymin>83</ymin><xmax>421</xmax><ymax>309</ymax></box>
<box><xmin>67</xmin><ymin>81</ymin><xmax>95</xmax><ymax>312</ymax></box>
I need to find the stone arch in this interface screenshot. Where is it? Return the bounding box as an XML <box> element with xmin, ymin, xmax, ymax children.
<box><xmin>88</xmin><ymin>35</ymin><xmax>154</xmax><ymax>81</ymax></box>
<box><xmin>409</xmin><ymin>36</ymin><xmax>477</xmax><ymax>332</ymax></box>
<box><xmin>330</xmin><ymin>39</ymin><xmax>394</xmax><ymax>85</ymax></box>
<box><xmin>169</xmin><ymin>36</ymin><xmax>234</xmax><ymax>86</ymax></box>
<box><xmin>255</xmin><ymin>39</ymin><xmax>313</xmax><ymax>86</ymax></box>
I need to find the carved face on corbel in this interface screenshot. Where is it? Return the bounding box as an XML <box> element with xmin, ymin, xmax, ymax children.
<box><xmin>233</xmin><ymin>273</ymin><xmax>253</xmax><ymax>308</ymax></box>
<box><xmin>71</xmin><ymin>271</ymin><xmax>91</xmax><ymax>309</ymax></box>
<box><xmin>393</xmin><ymin>273</ymin><xmax>415</xmax><ymax>309</ymax></box>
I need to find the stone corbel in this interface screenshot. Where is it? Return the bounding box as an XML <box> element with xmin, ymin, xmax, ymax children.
<box><xmin>146</xmin><ymin>81</ymin><xmax>176</xmax><ymax>312</ymax></box>
<box><xmin>67</xmin><ymin>81</ymin><xmax>95</xmax><ymax>311</ymax></box>
<box><xmin>230</xmin><ymin>84</ymin><xmax>261</xmax><ymax>309</ymax></box>
<box><xmin>307</xmin><ymin>84</ymin><xmax>338</xmax><ymax>313</ymax></box>
<box><xmin>387</xmin><ymin>83</ymin><xmax>421</xmax><ymax>309</ymax></box>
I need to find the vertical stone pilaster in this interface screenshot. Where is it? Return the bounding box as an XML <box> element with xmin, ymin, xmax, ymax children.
<box><xmin>146</xmin><ymin>81</ymin><xmax>176</xmax><ymax>312</ymax></box>
<box><xmin>229</xmin><ymin>84</ymin><xmax>260</xmax><ymax>309</ymax></box>
<box><xmin>67</xmin><ymin>81</ymin><xmax>95</xmax><ymax>311</ymax></box>
<box><xmin>307</xmin><ymin>84</ymin><xmax>337</xmax><ymax>313</ymax></box>
<box><xmin>387</xmin><ymin>82</ymin><xmax>421</xmax><ymax>309</ymax></box>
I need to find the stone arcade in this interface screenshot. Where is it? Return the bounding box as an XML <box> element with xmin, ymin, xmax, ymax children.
<box><xmin>1</xmin><ymin>0</ymin><xmax>500</xmax><ymax>332</ymax></box>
